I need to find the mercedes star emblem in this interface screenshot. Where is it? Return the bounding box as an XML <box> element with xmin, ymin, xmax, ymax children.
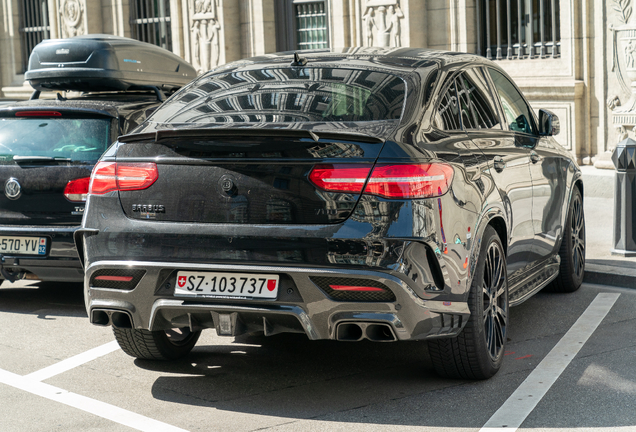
<box><xmin>5</xmin><ymin>178</ymin><xmax>21</xmax><ymax>200</ymax></box>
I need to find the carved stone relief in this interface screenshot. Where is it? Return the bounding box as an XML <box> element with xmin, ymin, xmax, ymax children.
<box><xmin>189</xmin><ymin>0</ymin><xmax>222</xmax><ymax>74</ymax></box>
<box><xmin>58</xmin><ymin>0</ymin><xmax>85</xmax><ymax>38</ymax></box>
<box><xmin>362</xmin><ymin>0</ymin><xmax>404</xmax><ymax>48</ymax></box>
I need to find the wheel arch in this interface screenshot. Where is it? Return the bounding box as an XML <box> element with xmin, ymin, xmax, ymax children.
<box><xmin>466</xmin><ymin>205</ymin><xmax>509</xmax><ymax>292</ymax></box>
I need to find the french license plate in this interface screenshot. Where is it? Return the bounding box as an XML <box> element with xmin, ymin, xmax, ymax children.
<box><xmin>174</xmin><ymin>271</ymin><xmax>279</xmax><ymax>299</ymax></box>
<box><xmin>0</xmin><ymin>236</ymin><xmax>47</xmax><ymax>255</ymax></box>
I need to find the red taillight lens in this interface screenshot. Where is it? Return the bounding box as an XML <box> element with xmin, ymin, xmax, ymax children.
<box><xmin>15</xmin><ymin>111</ymin><xmax>62</xmax><ymax>117</ymax></box>
<box><xmin>64</xmin><ymin>177</ymin><xmax>90</xmax><ymax>202</ymax></box>
<box><xmin>365</xmin><ymin>163</ymin><xmax>454</xmax><ymax>199</ymax></box>
<box><xmin>309</xmin><ymin>163</ymin><xmax>454</xmax><ymax>199</ymax></box>
<box><xmin>88</xmin><ymin>162</ymin><xmax>158</xmax><ymax>195</ymax></box>
<box><xmin>308</xmin><ymin>164</ymin><xmax>373</xmax><ymax>193</ymax></box>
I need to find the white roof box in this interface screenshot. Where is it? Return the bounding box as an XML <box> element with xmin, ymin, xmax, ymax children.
<box><xmin>25</xmin><ymin>35</ymin><xmax>196</xmax><ymax>92</ymax></box>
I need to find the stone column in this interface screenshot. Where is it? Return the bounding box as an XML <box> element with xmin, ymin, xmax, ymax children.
<box><xmin>239</xmin><ymin>0</ymin><xmax>275</xmax><ymax>59</ymax></box>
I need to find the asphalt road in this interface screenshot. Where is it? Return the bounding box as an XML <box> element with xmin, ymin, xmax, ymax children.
<box><xmin>0</xmin><ymin>279</ymin><xmax>634</xmax><ymax>432</ymax></box>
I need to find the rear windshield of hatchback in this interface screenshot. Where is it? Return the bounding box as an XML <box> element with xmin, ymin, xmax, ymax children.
<box><xmin>149</xmin><ymin>68</ymin><xmax>407</xmax><ymax>124</ymax></box>
<box><xmin>0</xmin><ymin>118</ymin><xmax>111</xmax><ymax>164</ymax></box>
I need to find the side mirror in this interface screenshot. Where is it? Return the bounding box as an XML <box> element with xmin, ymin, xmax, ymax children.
<box><xmin>538</xmin><ymin>109</ymin><xmax>560</xmax><ymax>136</ymax></box>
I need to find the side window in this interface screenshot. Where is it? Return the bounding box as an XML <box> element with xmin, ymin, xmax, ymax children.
<box><xmin>457</xmin><ymin>70</ymin><xmax>501</xmax><ymax>130</ymax></box>
<box><xmin>432</xmin><ymin>77</ymin><xmax>461</xmax><ymax>131</ymax></box>
<box><xmin>487</xmin><ymin>68</ymin><xmax>536</xmax><ymax>135</ymax></box>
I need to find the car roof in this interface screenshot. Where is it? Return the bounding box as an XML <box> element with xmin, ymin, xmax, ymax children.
<box><xmin>0</xmin><ymin>94</ymin><xmax>160</xmax><ymax>119</ymax></box>
<box><xmin>212</xmin><ymin>47</ymin><xmax>492</xmax><ymax>75</ymax></box>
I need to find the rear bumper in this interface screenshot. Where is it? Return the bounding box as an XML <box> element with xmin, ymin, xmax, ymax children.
<box><xmin>85</xmin><ymin>260</ymin><xmax>470</xmax><ymax>341</ymax></box>
<box><xmin>0</xmin><ymin>226</ymin><xmax>83</xmax><ymax>282</ymax></box>
<box><xmin>81</xmin><ymin>192</ymin><xmax>479</xmax><ymax>341</ymax></box>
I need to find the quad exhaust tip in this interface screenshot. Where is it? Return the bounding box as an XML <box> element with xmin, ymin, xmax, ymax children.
<box><xmin>90</xmin><ymin>309</ymin><xmax>133</xmax><ymax>329</ymax></box>
<box><xmin>336</xmin><ymin>322</ymin><xmax>397</xmax><ymax>342</ymax></box>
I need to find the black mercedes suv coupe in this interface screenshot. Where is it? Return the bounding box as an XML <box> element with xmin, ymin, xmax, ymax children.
<box><xmin>0</xmin><ymin>35</ymin><xmax>195</xmax><ymax>283</ymax></box>
<box><xmin>79</xmin><ymin>48</ymin><xmax>585</xmax><ymax>379</ymax></box>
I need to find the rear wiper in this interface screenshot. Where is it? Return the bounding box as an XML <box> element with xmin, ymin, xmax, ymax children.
<box><xmin>12</xmin><ymin>156</ymin><xmax>73</xmax><ymax>164</ymax></box>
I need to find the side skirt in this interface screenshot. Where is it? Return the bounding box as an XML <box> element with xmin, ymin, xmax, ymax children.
<box><xmin>509</xmin><ymin>255</ymin><xmax>560</xmax><ymax>307</ymax></box>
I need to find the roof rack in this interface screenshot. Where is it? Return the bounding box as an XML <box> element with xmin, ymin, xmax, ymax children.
<box><xmin>25</xmin><ymin>35</ymin><xmax>196</xmax><ymax>96</ymax></box>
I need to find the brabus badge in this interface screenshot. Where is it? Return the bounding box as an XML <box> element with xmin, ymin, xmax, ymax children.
<box><xmin>132</xmin><ymin>204</ymin><xmax>165</xmax><ymax>219</ymax></box>
<box><xmin>5</xmin><ymin>178</ymin><xmax>21</xmax><ymax>200</ymax></box>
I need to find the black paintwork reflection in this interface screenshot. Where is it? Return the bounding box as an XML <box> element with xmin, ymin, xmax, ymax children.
<box><xmin>150</xmin><ymin>67</ymin><xmax>406</xmax><ymax>125</ymax></box>
<box><xmin>117</xmin><ymin>138</ymin><xmax>381</xmax><ymax>225</ymax></box>
<box><xmin>530</xmin><ymin>137</ymin><xmax>569</xmax><ymax>258</ymax></box>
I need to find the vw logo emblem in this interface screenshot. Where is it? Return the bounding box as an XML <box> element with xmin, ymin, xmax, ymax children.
<box><xmin>5</xmin><ymin>178</ymin><xmax>21</xmax><ymax>200</ymax></box>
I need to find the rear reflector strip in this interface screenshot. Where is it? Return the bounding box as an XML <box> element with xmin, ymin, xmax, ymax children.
<box><xmin>94</xmin><ymin>276</ymin><xmax>134</xmax><ymax>282</ymax></box>
<box><xmin>329</xmin><ymin>285</ymin><xmax>385</xmax><ymax>292</ymax></box>
<box><xmin>15</xmin><ymin>111</ymin><xmax>62</xmax><ymax>117</ymax></box>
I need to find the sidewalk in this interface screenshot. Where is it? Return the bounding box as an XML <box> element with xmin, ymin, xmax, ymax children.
<box><xmin>581</xmin><ymin>165</ymin><xmax>636</xmax><ymax>287</ymax></box>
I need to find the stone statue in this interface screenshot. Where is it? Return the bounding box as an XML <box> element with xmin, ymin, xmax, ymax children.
<box><xmin>190</xmin><ymin>0</ymin><xmax>221</xmax><ymax>73</ymax></box>
<box><xmin>361</xmin><ymin>1</ymin><xmax>404</xmax><ymax>48</ymax></box>
<box><xmin>362</xmin><ymin>7</ymin><xmax>376</xmax><ymax>46</ymax></box>
<box><xmin>388</xmin><ymin>5</ymin><xmax>404</xmax><ymax>47</ymax></box>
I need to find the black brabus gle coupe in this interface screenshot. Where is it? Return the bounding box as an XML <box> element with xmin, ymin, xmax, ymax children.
<box><xmin>78</xmin><ymin>48</ymin><xmax>585</xmax><ymax>379</ymax></box>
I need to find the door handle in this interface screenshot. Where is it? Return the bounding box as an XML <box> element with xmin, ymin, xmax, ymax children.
<box><xmin>531</xmin><ymin>151</ymin><xmax>541</xmax><ymax>164</ymax></box>
<box><xmin>493</xmin><ymin>156</ymin><xmax>505</xmax><ymax>173</ymax></box>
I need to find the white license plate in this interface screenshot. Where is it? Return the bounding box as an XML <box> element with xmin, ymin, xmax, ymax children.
<box><xmin>0</xmin><ymin>236</ymin><xmax>47</xmax><ymax>255</ymax></box>
<box><xmin>174</xmin><ymin>271</ymin><xmax>279</xmax><ymax>299</ymax></box>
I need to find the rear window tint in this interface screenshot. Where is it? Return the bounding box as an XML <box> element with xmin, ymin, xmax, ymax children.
<box><xmin>0</xmin><ymin>118</ymin><xmax>111</xmax><ymax>164</ymax></box>
<box><xmin>149</xmin><ymin>68</ymin><xmax>407</xmax><ymax>124</ymax></box>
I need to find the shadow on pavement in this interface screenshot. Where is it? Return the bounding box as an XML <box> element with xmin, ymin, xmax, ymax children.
<box><xmin>0</xmin><ymin>280</ymin><xmax>85</xmax><ymax>318</ymax></box>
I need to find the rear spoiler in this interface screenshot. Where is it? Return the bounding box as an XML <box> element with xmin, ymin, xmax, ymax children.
<box><xmin>118</xmin><ymin>128</ymin><xmax>386</xmax><ymax>144</ymax></box>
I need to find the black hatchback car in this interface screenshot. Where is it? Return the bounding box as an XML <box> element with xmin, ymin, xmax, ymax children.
<box><xmin>0</xmin><ymin>35</ymin><xmax>195</xmax><ymax>283</ymax></box>
<box><xmin>79</xmin><ymin>48</ymin><xmax>584</xmax><ymax>379</ymax></box>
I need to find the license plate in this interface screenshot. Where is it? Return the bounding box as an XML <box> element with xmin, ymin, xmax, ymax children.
<box><xmin>0</xmin><ymin>236</ymin><xmax>47</xmax><ymax>255</ymax></box>
<box><xmin>174</xmin><ymin>271</ymin><xmax>279</xmax><ymax>299</ymax></box>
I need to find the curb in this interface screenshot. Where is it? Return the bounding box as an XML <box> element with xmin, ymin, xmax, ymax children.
<box><xmin>583</xmin><ymin>264</ymin><xmax>636</xmax><ymax>288</ymax></box>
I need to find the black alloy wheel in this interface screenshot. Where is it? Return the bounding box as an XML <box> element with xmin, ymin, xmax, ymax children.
<box><xmin>482</xmin><ymin>239</ymin><xmax>508</xmax><ymax>362</ymax></box>
<box><xmin>113</xmin><ymin>327</ymin><xmax>201</xmax><ymax>360</ymax></box>
<box><xmin>428</xmin><ymin>225</ymin><xmax>508</xmax><ymax>379</ymax></box>
<box><xmin>546</xmin><ymin>187</ymin><xmax>585</xmax><ymax>293</ymax></box>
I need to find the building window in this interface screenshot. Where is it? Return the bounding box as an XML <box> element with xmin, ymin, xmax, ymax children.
<box><xmin>19</xmin><ymin>0</ymin><xmax>50</xmax><ymax>72</ymax></box>
<box><xmin>275</xmin><ymin>0</ymin><xmax>329</xmax><ymax>52</ymax></box>
<box><xmin>130</xmin><ymin>0</ymin><xmax>172</xmax><ymax>51</ymax></box>
<box><xmin>478</xmin><ymin>0</ymin><xmax>560</xmax><ymax>60</ymax></box>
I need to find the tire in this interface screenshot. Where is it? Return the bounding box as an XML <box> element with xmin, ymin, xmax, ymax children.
<box><xmin>545</xmin><ymin>187</ymin><xmax>585</xmax><ymax>293</ymax></box>
<box><xmin>113</xmin><ymin>327</ymin><xmax>201</xmax><ymax>360</ymax></box>
<box><xmin>428</xmin><ymin>225</ymin><xmax>509</xmax><ymax>380</ymax></box>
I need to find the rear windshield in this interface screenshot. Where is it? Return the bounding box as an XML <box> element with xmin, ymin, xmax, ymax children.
<box><xmin>149</xmin><ymin>68</ymin><xmax>407</xmax><ymax>124</ymax></box>
<box><xmin>0</xmin><ymin>118</ymin><xmax>111</xmax><ymax>164</ymax></box>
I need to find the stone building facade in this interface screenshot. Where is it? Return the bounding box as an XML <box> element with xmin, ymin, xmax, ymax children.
<box><xmin>0</xmin><ymin>0</ymin><xmax>630</xmax><ymax>165</ymax></box>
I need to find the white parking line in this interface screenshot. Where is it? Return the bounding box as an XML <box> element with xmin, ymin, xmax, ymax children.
<box><xmin>25</xmin><ymin>340</ymin><xmax>120</xmax><ymax>382</ymax></box>
<box><xmin>480</xmin><ymin>292</ymin><xmax>620</xmax><ymax>432</ymax></box>
<box><xmin>0</xmin><ymin>368</ymin><xmax>189</xmax><ymax>432</ymax></box>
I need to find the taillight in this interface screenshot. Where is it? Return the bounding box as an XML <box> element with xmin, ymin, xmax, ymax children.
<box><xmin>309</xmin><ymin>163</ymin><xmax>454</xmax><ymax>199</ymax></box>
<box><xmin>64</xmin><ymin>177</ymin><xmax>90</xmax><ymax>202</ymax></box>
<box><xmin>365</xmin><ymin>164</ymin><xmax>454</xmax><ymax>199</ymax></box>
<box><xmin>89</xmin><ymin>162</ymin><xmax>158</xmax><ymax>195</ymax></box>
<box><xmin>308</xmin><ymin>164</ymin><xmax>373</xmax><ymax>193</ymax></box>
<box><xmin>15</xmin><ymin>111</ymin><xmax>62</xmax><ymax>117</ymax></box>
